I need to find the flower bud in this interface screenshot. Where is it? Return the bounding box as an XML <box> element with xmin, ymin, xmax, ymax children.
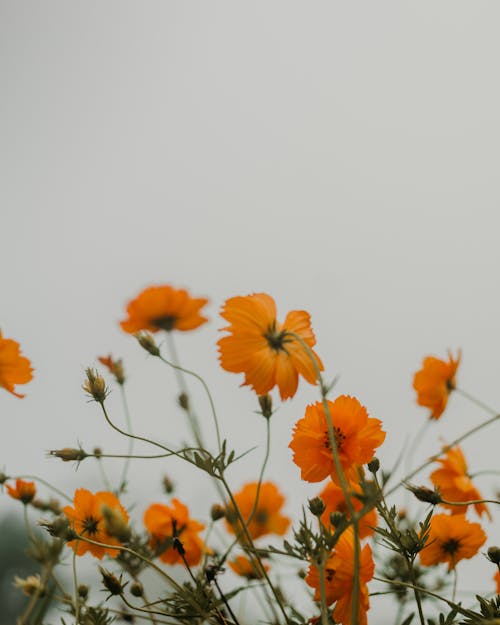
<box><xmin>308</xmin><ymin>497</ymin><xmax>326</xmax><ymax>517</ymax></box>
<box><xmin>130</xmin><ymin>581</ymin><xmax>144</xmax><ymax>597</ymax></box>
<box><xmin>178</xmin><ymin>392</ymin><xmax>189</xmax><ymax>411</ymax></box>
<box><xmin>101</xmin><ymin>504</ymin><xmax>131</xmax><ymax>543</ymax></box>
<box><xmin>135</xmin><ymin>332</ymin><xmax>160</xmax><ymax>357</ymax></box>
<box><xmin>39</xmin><ymin>515</ymin><xmax>75</xmax><ymax>541</ymax></box>
<box><xmin>0</xmin><ymin>472</ymin><xmax>8</xmax><ymax>485</ymax></box>
<box><xmin>99</xmin><ymin>567</ymin><xmax>127</xmax><ymax>597</ymax></box>
<box><xmin>210</xmin><ymin>503</ymin><xmax>226</xmax><ymax>521</ymax></box>
<box><xmin>258</xmin><ymin>394</ymin><xmax>273</xmax><ymax>419</ymax></box>
<box><xmin>487</xmin><ymin>546</ymin><xmax>500</xmax><ymax>564</ymax></box>
<box><xmin>405</xmin><ymin>483</ymin><xmax>442</xmax><ymax>506</ymax></box>
<box><xmin>329</xmin><ymin>511</ymin><xmax>345</xmax><ymax>528</ymax></box>
<box><xmin>367</xmin><ymin>457</ymin><xmax>380</xmax><ymax>474</ymax></box>
<box><xmin>78</xmin><ymin>584</ymin><xmax>89</xmax><ymax>600</ymax></box>
<box><xmin>82</xmin><ymin>368</ymin><xmax>109</xmax><ymax>403</ymax></box>
<box><xmin>49</xmin><ymin>448</ymin><xmax>88</xmax><ymax>463</ymax></box>
<box><xmin>162</xmin><ymin>475</ymin><xmax>175</xmax><ymax>494</ymax></box>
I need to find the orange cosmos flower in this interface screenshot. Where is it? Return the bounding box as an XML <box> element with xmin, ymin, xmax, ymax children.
<box><xmin>413</xmin><ymin>350</ymin><xmax>461</xmax><ymax>419</ymax></box>
<box><xmin>0</xmin><ymin>330</ymin><xmax>34</xmax><ymax>398</ymax></box>
<box><xmin>62</xmin><ymin>489</ymin><xmax>129</xmax><ymax>559</ymax></box>
<box><xmin>228</xmin><ymin>555</ymin><xmax>269</xmax><ymax>579</ymax></box>
<box><xmin>217</xmin><ymin>293</ymin><xmax>323</xmax><ymax>400</ymax></box>
<box><xmin>319</xmin><ymin>481</ymin><xmax>377</xmax><ymax>539</ymax></box>
<box><xmin>6</xmin><ymin>479</ymin><xmax>36</xmax><ymax>504</ymax></box>
<box><xmin>289</xmin><ymin>396</ymin><xmax>386</xmax><ymax>485</ymax></box>
<box><xmin>225</xmin><ymin>481</ymin><xmax>290</xmax><ymax>541</ymax></box>
<box><xmin>419</xmin><ymin>513</ymin><xmax>486</xmax><ymax>571</ymax></box>
<box><xmin>305</xmin><ymin>529</ymin><xmax>374</xmax><ymax>625</ymax></box>
<box><xmin>430</xmin><ymin>445</ymin><xmax>491</xmax><ymax>519</ymax></box>
<box><xmin>144</xmin><ymin>498</ymin><xmax>205</xmax><ymax>566</ymax></box>
<box><xmin>120</xmin><ymin>285</ymin><xmax>208</xmax><ymax>334</ymax></box>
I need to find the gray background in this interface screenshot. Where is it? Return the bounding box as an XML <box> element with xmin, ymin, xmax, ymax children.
<box><xmin>1</xmin><ymin>1</ymin><xmax>500</xmax><ymax>622</ymax></box>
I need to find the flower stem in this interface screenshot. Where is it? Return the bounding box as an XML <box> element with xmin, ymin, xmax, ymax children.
<box><xmin>118</xmin><ymin>384</ymin><xmax>135</xmax><ymax>493</ymax></box>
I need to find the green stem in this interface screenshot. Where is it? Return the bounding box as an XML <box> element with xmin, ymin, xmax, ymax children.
<box><xmin>118</xmin><ymin>384</ymin><xmax>135</xmax><ymax>493</ymax></box>
<box><xmin>454</xmin><ymin>387</ymin><xmax>498</xmax><ymax>416</ymax></box>
<box><xmin>73</xmin><ymin>545</ymin><xmax>80</xmax><ymax>624</ymax></box>
<box><xmin>441</xmin><ymin>498</ymin><xmax>499</xmax><ymax>507</ymax></box>
<box><xmin>317</xmin><ymin>559</ymin><xmax>330</xmax><ymax>625</ymax></box>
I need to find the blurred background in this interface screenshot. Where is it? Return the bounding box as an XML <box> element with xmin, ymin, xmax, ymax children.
<box><xmin>1</xmin><ymin>2</ymin><xmax>500</xmax><ymax>622</ymax></box>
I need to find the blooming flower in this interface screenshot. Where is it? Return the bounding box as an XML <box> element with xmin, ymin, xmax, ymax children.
<box><xmin>120</xmin><ymin>285</ymin><xmax>208</xmax><ymax>334</ymax></box>
<box><xmin>62</xmin><ymin>489</ymin><xmax>129</xmax><ymax>559</ymax></box>
<box><xmin>305</xmin><ymin>528</ymin><xmax>374</xmax><ymax>625</ymax></box>
<box><xmin>319</xmin><ymin>481</ymin><xmax>377</xmax><ymax>539</ymax></box>
<box><xmin>217</xmin><ymin>293</ymin><xmax>323</xmax><ymax>400</ymax></box>
<box><xmin>413</xmin><ymin>351</ymin><xmax>461</xmax><ymax>419</ymax></box>
<box><xmin>144</xmin><ymin>498</ymin><xmax>205</xmax><ymax>566</ymax></box>
<box><xmin>228</xmin><ymin>555</ymin><xmax>269</xmax><ymax>579</ymax></box>
<box><xmin>225</xmin><ymin>481</ymin><xmax>290</xmax><ymax>541</ymax></box>
<box><xmin>430</xmin><ymin>445</ymin><xmax>491</xmax><ymax>519</ymax></box>
<box><xmin>6</xmin><ymin>479</ymin><xmax>36</xmax><ymax>504</ymax></box>
<box><xmin>0</xmin><ymin>330</ymin><xmax>33</xmax><ymax>398</ymax></box>
<box><xmin>419</xmin><ymin>513</ymin><xmax>486</xmax><ymax>570</ymax></box>
<box><xmin>289</xmin><ymin>396</ymin><xmax>386</xmax><ymax>485</ymax></box>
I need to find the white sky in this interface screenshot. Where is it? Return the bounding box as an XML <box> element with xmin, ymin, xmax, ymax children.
<box><xmin>1</xmin><ymin>2</ymin><xmax>500</xmax><ymax>622</ymax></box>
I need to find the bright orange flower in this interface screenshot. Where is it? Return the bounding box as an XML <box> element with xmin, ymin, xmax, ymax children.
<box><xmin>289</xmin><ymin>396</ymin><xmax>386</xmax><ymax>485</ymax></box>
<box><xmin>144</xmin><ymin>498</ymin><xmax>205</xmax><ymax>566</ymax></box>
<box><xmin>419</xmin><ymin>513</ymin><xmax>486</xmax><ymax>571</ymax></box>
<box><xmin>98</xmin><ymin>354</ymin><xmax>125</xmax><ymax>385</ymax></box>
<box><xmin>413</xmin><ymin>351</ymin><xmax>461</xmax><ymax>419</ymax></box>
<box><xmin>120</xmin><ymin>285</ymin><xmax>208</xmax><ymax>334</ymax></box>
<box><xmin>62</xmin><ymin>489</ymin><xmax>129</xmax><ymax>559</ymax></box>
<box><xmin>225</xmin><ymin>481</ymin><xmax>290</xmax><ymax>541</ymax></box>
<box><xmin>0</xmin><ymin>330</ymin><xmax>33</xmax><ymax>398</ymax></box>
<box><xmin>217</xmin><ymin>293</ymin><xmax>323</xmax><ymax>400</ymax></box>
<box><xmin>319</xmin><ymin>481</ymin><xmax>377</xmax><ymax>539</ymax></box>
<box><xmin>495</xmin><ymin>570</ymin><xmax>500</xmax><ymax>594</ymax></box>
<box><xmin>305</xmin><ymin>529</ymin><xmax>374</xmax><ymax>625</ymax></box>
<box><xmin>228</xmin><ymin>555</ymin><xmax>270</xmax><ymax>579</ymax></box>
<box><xmin>430</xmin><ymin>445</ymin><xmax>491</xmax><ymax>519</ymax></box>
<box><xmin>6</xmin><ymin>479</ymin><xmax>36</xmax><ymax>504</ymax></box>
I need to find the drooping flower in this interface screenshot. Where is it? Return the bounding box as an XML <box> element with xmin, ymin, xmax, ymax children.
<box><xmin>217</xmin><ymin>293</ymin><xmax>323</xmax><ymax>400</ymax></box>
<box><xmin>228</xmin><ymin>555</ymin><xmax>269</xmax><ymax>579</ymax></box>
<box><xmin>289</xmin><ymin>396</ymin><xmax>386</xmax><ymax>485</ymax></box>
<box><xmin>319</xmin><ymin>481</ymin><xmax>377</xmax><ymax>539</ymax></box>
<box><xmin>144</xmin><ymin>498</ymin><xmax>205</xmax><ymax>566</ymax></box>
<box><xmin>120</xmin><ymin>285</ymin><xmax>208</xmax><ymax>334</ymax></box>
<box><xmin>6</xmin><ymin>479</ymin><xmax>36</xmax><ymax>504</ymax></box>
<box><xmin>62</xmin><ymin>489</ymin><xmax>129</xmax><ymax>559</ymax></box>
<box><xmin>225</xmin><ymin>481</ymin><xmax>290</xmax><ymax>541</ymax></box>
<box><xmin>305</xmin><ymin>528</ymin><xmax>374</xmax><ymax>625</ymax></box>
<box><xmin>413</xmin><ymin>351</ymin><xmax>461</xmax><ymax>420</ymax></box>
<box><xmin>419</xmin><ymin>513</ymin><xmax>486</xmax><ymax>570</ymax></box>
<box><xmin>0</xmin><ymin>330</ymin><xmax>33</xmax><ymax>398</ymax></box>
<box><xmin>430</xmin><ymin>445</ymin><xmax>491</xmax><ymax>519</ymax></box>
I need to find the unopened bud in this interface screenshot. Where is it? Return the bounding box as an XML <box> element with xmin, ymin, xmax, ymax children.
<box><xmin>329</xmin><ymin>511</ymin><xmax>345</xmax><ymax>528</ymax></box>
<box><xmin>308</xmin><ymin>497</ymin><xmax>326</xmax><ymax>517</ymax></box>
<box><xmin>178</xmin><ymin>392</ymin><xmax>189</xmax><ymax>411</ymax></box>
<box><xmin>39</xmin><ymin>515</ymin><xmax>75</xmax><ymax>541</ymax></box>
<box><xmin>0</xmin><ymin>472</ymin><xmax>8</xmax><ymax>485</ymax></box>
<box><xmin>31</xmin><ymin>498</ymin><xmax>61</xmax><ymax>515</ymax></box>
<box><xmin>82</xmin><ymin>368</ymin><xmax>109</xmax><ymax>403</ymax></box>
<box><xmin>78</xmin><ymin>584</ymin><xmax>89</xmax><ymax>600</ymax></box>
<box><xmin>99</xmin><ymin>567</ymin><xmax>126</xmax><ymax>597</ymax></box>
<box><xmin>210</xmin><ymin>503</ymin><xmax>226</xmax><ymax>521</ymax></box>
<box><xmin>93</xmin><ymin>447</ymin><xmax>102</xmax><ymax>458</ymax></box>
<box><xmin>49</xmin><ymin>448</ymin><xmax>88</xmax><ymax>463</ymax></box>
<box><xmin>258</xmin><ymin>394</ymin><xmax>273</xmax><ymax>419</ymax></box>
<box><xmin>101</xmin><ymin>505</ymin><xmax>131</xmax><ymax>543</ymax></box>
<box><xmin>162</xmin><ymin>475</ymin><xmax>174</xmax><ymax>494</ymax></box>
<box><xmin>367</xmin><ymin>457</ymin><xmax>380</xmax><ymax>474</ymax></box>
<box><xmin>406</xmin><ymin>483</ymin><xmax>442</xmax><ymax>506</ymax></box>
<box><xmin>487</xmin><ymin>546</ymin><xmax>500</xmax><ymax>564</ymax></box>
<box><xmin>135</xmin><ymin>332</ymin><xmax>160</xmax><ymax>357</ymax></box>
<box><xmin>130</xmin><ymin>581</ymin><xmax>144</xmax><ymax>597</ymax></box>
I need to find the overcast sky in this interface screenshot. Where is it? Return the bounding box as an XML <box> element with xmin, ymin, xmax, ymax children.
<box><xmin>2</xmin><ymin>2</ymin><xmax>500</xmax><ymax>622</ymax></box>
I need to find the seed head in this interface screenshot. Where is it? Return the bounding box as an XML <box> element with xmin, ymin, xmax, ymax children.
<box><xmin>83</xmin><ymin>368</ymin><xmax>109</xmax><ymax>403</ymax></box>
<box><xmin>135</xmin><ymin>332</ymin><xmax>160</xmax><ymax>356</ymax></box>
